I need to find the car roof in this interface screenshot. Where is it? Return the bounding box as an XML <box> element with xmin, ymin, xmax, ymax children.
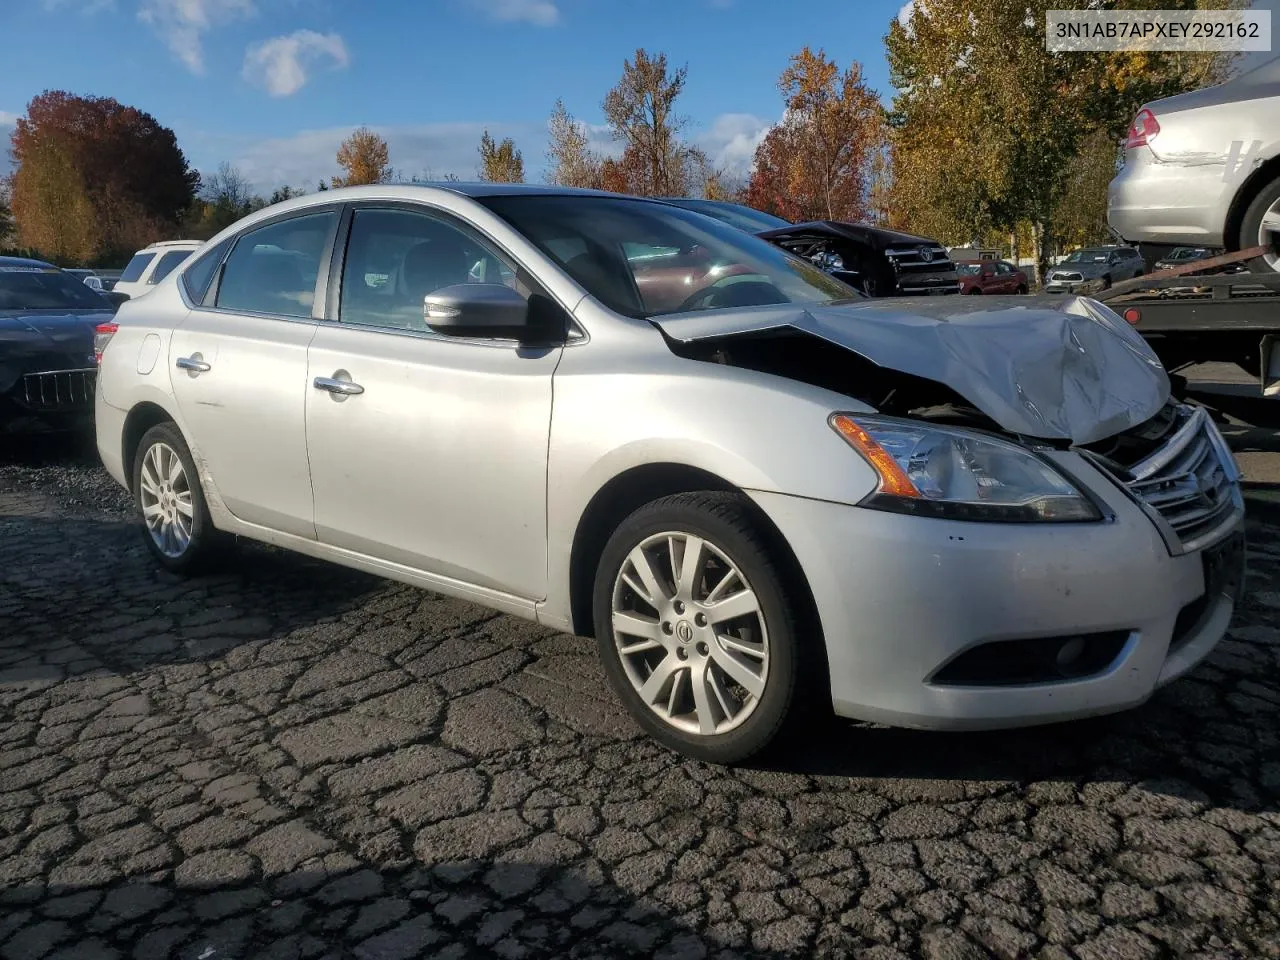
<box><xmin>144</xmin><ymin>240</ymin><xmax>202</xmax><ymax>249</ymax></box>
<box><xmin>0</xmin><ymin>255</ymin><xmax>56</xmax><ymax>269</ymax></box>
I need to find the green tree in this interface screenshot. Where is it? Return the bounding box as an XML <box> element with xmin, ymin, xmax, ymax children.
<box><xmin>545</xmin><ymin>99</ymin><xmax>601</xmax><ymax>188</ymax></box>
<box><xmin>885</xmin><ymin>0</ymin><xmax>1241</xmax><ymax>279</ymax></box>
<box><xmin>477</xmin><ymin>130</ymin><xmax>525</xmax><ymax>183</ymax></box>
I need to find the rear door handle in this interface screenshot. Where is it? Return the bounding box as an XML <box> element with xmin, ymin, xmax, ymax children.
<box><xmin>176</xmin><ymin>355</ymin><xmax>211</xmax><ymax>373</ymax></box>
<box><xmin>313</xmin><ymin>376</ymin><xmax>364</xmax><ymax>396</ymax></box>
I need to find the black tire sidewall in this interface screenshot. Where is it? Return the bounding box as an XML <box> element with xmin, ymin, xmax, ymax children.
<box><xmin>131</xmin><ymin>422</ymin><xmax>219</xmax><ymax>574</ymax></box>
<box><xmin>592</xmin><ymin>494</ymin><xmax>799</xmax><ymax>764</ymax></box>
<box><xmin>1240</xmin><ymin>176</ymin><xmax>1280</xmax><ymax>274</ymax></box>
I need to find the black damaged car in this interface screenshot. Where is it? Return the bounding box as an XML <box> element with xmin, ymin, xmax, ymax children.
<box><xmin>656</xmin><ymin>198</ymin><xmax>960</xmax><ymax>298</ymax></box>
<box><xmin>1</xmin><ymin>256</ymin><xmax>115</xmax><ymax>434</ymax></box>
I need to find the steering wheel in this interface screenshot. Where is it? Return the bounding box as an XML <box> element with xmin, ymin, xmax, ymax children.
<box><xmin>675</xmin><ymin>273</ymin><xmax>779</xmax><ymax>312</ymax></box>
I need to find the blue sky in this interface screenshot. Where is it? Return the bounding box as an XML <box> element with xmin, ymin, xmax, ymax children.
<box><xmin>0</xmin><ymin>0</ymin><xmax>915</xmax><ymax>192</ymax></box>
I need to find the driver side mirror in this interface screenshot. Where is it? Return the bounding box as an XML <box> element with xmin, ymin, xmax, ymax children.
<box><xmin>424</xmin><ymin>283</ymin><xmax>530</xmax><ymax>339</ymax></box>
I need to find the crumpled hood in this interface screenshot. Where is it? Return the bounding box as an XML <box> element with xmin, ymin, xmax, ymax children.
<box><xmin>1049</xmin><ymin>261</ymin><xmax>1108</xmax><ymax>278</ymax></box>
<box><xmin>652</xmin><ymin>295</ymin><xmax>1170</xmax><ymax>446</ymax></box>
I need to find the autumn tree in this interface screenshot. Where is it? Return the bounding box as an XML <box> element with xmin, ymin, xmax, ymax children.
<box><xmin>8</xmin><ymin>90</ymin><xmax>198</xmax><ymax>263</ymax></box>
<box><xmin>477</xmin><ymin>130</ymin><xmax>525</xmax><ymax>183</ymax></box>
<box><xmin>545</xmin><ymin>99</ymin><xmax>601</xmax><ymax>188</ymax></box>
<box><xmin>746</xmin><ymin>49</ymin><xmax>885</xmax><ymax>223</ymax></box>
<box><xmin>603</xmin><ymin>49</ymin><xmax>706</xmax><ymax>196</ymax></box>
<box><xmin>332</xmin><ymin>127</ymin><xmax>392</xmax><ymax>187</ymax></box>
<box><xmin>885</xmin><ymin>0</ymin><xmax>1241</xmax><ymax>278</ymax></box>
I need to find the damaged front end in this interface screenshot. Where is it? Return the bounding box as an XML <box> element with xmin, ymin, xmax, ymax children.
<box><xmin>656</xmin><ymin>293</ymin><xmax>1242</xmax><ymax>537</ymax></box>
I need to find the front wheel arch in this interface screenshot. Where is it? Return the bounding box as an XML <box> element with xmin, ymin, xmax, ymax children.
<box><xmin>567</xmin><ymin>464</ymin><xmax>821</xmax><ymax>652</ymax></box>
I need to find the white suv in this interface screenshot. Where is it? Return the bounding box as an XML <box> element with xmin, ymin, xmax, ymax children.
<box><xmin>113</xmin><ymin>240</ymin><xmax>202</xmax><ymax>300</ymax></box>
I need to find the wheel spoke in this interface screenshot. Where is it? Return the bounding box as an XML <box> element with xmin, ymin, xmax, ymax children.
<box><xmin>174</xmin><ymin>492</ymin><xmax>194</xmax><ymax>519</ymax></box>
<box><xmin>710</xmin><ymin>646</ymin><xmax>766</xmax><ymax>699</ymax></box>
<box><xmin>704</xmin><ymin>567</ymin><xmax>737</xmax><ymax>605</ymax></box>
<box><xmin>707</xmin><ymin>667</ymin><xmax>737</xmax><ymax>719</ymax></box>
<box><xmin>142</xmin><ymin>502</ymin><xmax>164</xmax><ymax>519</ymax></box>
<box><xmin>704</xmin><ymin>588</ymin><xmax>759</xmax><ymax>626</ymax></box>
<box><xmin>665</xmin><ymin>668</ymin><xmax>686</xmax><ymax>718</ymax></box>
<box><xmin>167</xmin><ymin>448</ymin><xmax>184</xmax><ymax>484</ymax></box>
<box><xmin>638</xmin><ymin>655</ymin><xmax>679</xmax><ymax>705</ymax></box>
<box><xmin>625</xmin><ymin>545</ymin><xmax>668</xmax><ymax>607</ymax></box>
<box><xmin>718</xmin><ymin>634</ymin><xmax>767</xmax><ymax>660</ymax></box>
<box><xmin>140</xmin><ymin>470</ymin><xmax>161</xmax><ymax>498</ymax></box>
<box><xmin>690</xmin><ymin>664</ymin><xmax>718</xmax><ymax>734</ymax></box>
<box><xmin>1261</xmin><ymin>207</ymin><xmax>1280</xmax><ymax>233</ymax></box>
<box><xmin>673</xmin><ymin>535</ymin><xmax>705</xmax><ymax>600</ymax></box>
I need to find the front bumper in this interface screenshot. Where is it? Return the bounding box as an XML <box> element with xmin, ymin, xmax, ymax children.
<box><xmin>748</xmin><ymin>454</ymin><xmax>1243</xmax><ymax>730</ymax></box>
<box><xmin>1044</xmin><ymin>277</ymin><xmax>1106</xmax><ymax>295</ymax></box>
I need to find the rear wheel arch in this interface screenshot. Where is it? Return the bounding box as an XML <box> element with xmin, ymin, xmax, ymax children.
<box><xmin>1225</xmin><ymin>152</ymin><xmax>1280</xmax><ymax>251</ymax></box>
<box><xmin>121</xmin><ymin>402</ymin><xmax>179</xmax><ymax>493</ymax></box>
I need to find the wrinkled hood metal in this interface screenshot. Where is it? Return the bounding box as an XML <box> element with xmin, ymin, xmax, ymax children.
<box><xmin>652</xmin><ymin>295</ymin><xmax>1170</xmax><ymax>446</ymax></box>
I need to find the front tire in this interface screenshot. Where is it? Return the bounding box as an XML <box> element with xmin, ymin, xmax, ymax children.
<box><xmin>592</xmin><ymin>492</ymin><xmax>804</xmax><ymax>764</ymax></box>
<box><xmin>1239</xmin><ymin>175</ymin><xmax>1280</xmax><ymax>274</ymax></box>
<box><xmin>132</xmin><ymin>422</ymin><xmax>225</xmax><ymax>574</ymax></box>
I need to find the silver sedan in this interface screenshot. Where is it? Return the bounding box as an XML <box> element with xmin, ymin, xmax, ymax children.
<box><xmin>94</xmin><ymin>184</ymin><xmax>1246</xmax><ymax>763</ymax></box>
<box><xmin>1108</xmin><ymin>54</ymin><xmax>1280</xmax><ymax>272</ymax></box>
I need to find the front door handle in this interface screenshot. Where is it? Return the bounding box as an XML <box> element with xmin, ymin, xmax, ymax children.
<box><xmin>176</xmin><ymin>355</ymin><xmax>211</xmax><ymax>374</ymax></box>
<box><xmin>313</xmin><ymin>375</ymin><xmax>364</xmax><ymax>396</ymax></box>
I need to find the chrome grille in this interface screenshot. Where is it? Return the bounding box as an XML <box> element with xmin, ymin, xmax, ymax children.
<box><xmin>884</xmin><ymin>246</ymin><xmax>952</xmax><ymax>272</ymax></box>
<box><xmin>1124</xmin><ymin>406</ymin><xmax>1241</xmax><ymax>552</ymax></box>
<box><xmin>21</xmin><ymin>368</ymin><xmax>96</xmax><ymax>411</ymax></box>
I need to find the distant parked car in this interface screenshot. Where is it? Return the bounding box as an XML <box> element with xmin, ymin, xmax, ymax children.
<box><xmin>1044</xmin><ymin>246</ymin><xmax>1145</xmax><ymax>293</ymax></box>
<box><xmin>63</xmin><ymin>268</ymin><xmax>109</xmax><ymax>293</ymax></box>
<box><xmin>1108</xmin><ymin>54</ymin><xmax>1280</xmax><ymax>273</ymax></box>
<box><xmin>657</xmin><ymin>198</ymin><xmax>959</xmax><ymax>297</ymax></box>
<box><xmin>956</xmin><ymin>260</ymin><xmax>1028</xmax><ymax>294</ymax></box>
<box><xmin>0</xmin><ymin>256</ymin><xmax>114</xmax><ymax>433</ymax></box>
<box><xmin>113</xmin><ymin>240</ymin><xmax>202</xmax><ymax>300</ymax></box>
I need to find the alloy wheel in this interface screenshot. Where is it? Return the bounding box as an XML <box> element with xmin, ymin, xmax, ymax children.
<box><xmin>139</xmin><ymin>441</ymin><xmax>194</xmax><ymax>558</ymax></box>
<box><xmin>1258</xmin><ymin>196</ymin><xmax>1280</xmax><ymax>270</ymax></box>
<box><xmin>610</xmin><ymin>531</ymin><xmax>770</xmax><ymax>737</ymax></box>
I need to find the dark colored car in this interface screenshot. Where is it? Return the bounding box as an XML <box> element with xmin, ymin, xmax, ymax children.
<box><xmin>956</xmin><ymin>259</ymin><xmax>1029</xmax><ymax>294</ymax></box>
<box><xmin>657</xmin><ymin>199</ymin><xmax>959</xmax><ymax>297</ymax></box>
<box><xmin>0</xmin><ymin>256</ymin><xmax>114</xmax><ymax>433</ymax></box>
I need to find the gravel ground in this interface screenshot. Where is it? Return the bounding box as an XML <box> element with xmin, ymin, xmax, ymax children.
<box><xmin>2</xmin><ymin>424</ymin><xmax>1279</xmax><ymax>960</ymax></box>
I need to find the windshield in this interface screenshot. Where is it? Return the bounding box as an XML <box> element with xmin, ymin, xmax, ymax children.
<box><xmin>662</xmin><ymin>199</ymin><xmax>792</xmax><ymax>234</ymax></box>
<box><xmin>0</xmin><ymin>265</ymin><xmax>111</xmax><ymax>311</ymax></box>
<box><xmin>955</xmin><ymin>263</ymin><xmax>982</xmax><ymax>275</ymax></box>
<box><xmin>1063</xmin><ymin>249</ymin><xmax>1111</xmax><ymax>263</ymax></box>
<box><xmin>478</xmin><ymin>195</ymin><xmax>856</xmax><ymax>317</ymax></box>
<box><xmin>1168</xmin><ymin>247</ymin><xmax>1209</xmax><ymax>260</ymax></box>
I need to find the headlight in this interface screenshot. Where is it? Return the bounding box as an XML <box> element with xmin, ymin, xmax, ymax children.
<box><xmin>830</xmin><ymin>414</ymin><xmax>1102</xmax><ymax>522</ymax></box>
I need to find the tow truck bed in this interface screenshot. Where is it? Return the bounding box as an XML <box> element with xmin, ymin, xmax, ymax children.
<box><xmin>1093</xmin><ymin>246</ymin><xmax>1280</xmax><ymax>397</ymax></box>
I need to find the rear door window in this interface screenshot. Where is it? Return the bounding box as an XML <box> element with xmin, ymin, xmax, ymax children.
<box><xmin>119</xmin><ymin>252</ymin><xmax>156</xmax><ymax>283</ymax></box>
<box><xmin>215</xmin><ymin>212</ymin><xmax>337</xmax><ymax>318</ymax></box>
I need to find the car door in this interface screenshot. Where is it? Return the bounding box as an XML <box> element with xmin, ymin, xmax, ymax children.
<box><xmin>168</xmin><ymin>207</ymin><xmax>340</xmax><ymax>539</ymax></box>
<box><xmin>304</xmin><ymin>203</ymin><xmax>563</xmax><ymax>599</ymax></box>
<box><xmin>994</xmin><ymin>261</ymin><xmax>1015</xmax><ymax>292</ymax></box>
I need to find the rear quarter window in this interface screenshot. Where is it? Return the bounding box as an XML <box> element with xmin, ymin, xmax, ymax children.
<box><xmin>119</xmin><ymin>252</ymin><xmax>156</xmax><ymax>283</ymax></box>
<box><xmin>182</xmin><ymin>238</ymin><xmax>233</xmax><ymax>304</ymax></box>
<box><xmin>148</xmin><ymin>250</ymin><xmax>194</xmax><ymax>284</ymax></box>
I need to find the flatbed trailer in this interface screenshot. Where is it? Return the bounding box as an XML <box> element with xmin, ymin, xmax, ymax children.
<box><xmin>1093</xmin><ymin>245</ymin><xmax>1280</xmax><ymax>399</ymax></box>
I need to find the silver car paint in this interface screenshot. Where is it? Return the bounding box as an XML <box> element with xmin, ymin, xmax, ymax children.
<box><xmin>96</xmin><ymin>184</ymin><xmax>1238</xmax><ymax>730</ymax></box>
<box><xmin>1108</xmin><ymin>56</ymin><xmax>1280</xmax><ymax>246</ymax></box>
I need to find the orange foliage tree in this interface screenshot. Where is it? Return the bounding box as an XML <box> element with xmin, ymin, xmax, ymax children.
<box><xmin>745</xmin><ymin>48</ymin><xmax>885</xmax><ymax>223</ymax></box>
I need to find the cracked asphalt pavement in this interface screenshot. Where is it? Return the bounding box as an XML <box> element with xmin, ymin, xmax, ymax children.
<box><xmin>1</xmin><ymin>421</ymin><xmax>1279</xmax><ymax>960</ymax></box>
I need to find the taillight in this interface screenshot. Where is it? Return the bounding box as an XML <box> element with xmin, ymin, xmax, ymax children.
<box><xmin>94</xmin><ymin>322</ymin><xmax>118</xmax><ymax>365</ymax></box>
<box><xmin>1125</xmin><ymin>108</ymin><xmax>1160</xmax><ymax>149</ymax></box>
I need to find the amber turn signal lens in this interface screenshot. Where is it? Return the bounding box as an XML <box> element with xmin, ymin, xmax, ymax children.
<box><xmin>829</xmin><ymin>414</ymin><xmax>921</xmax><ymax>498</ymax></box>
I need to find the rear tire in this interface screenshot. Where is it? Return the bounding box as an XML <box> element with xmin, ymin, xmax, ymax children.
<box><xmin>1239</xmin><ymin>175</ymin><xmax>1280</xmax><ymax>274</ymax></box>
<box><xmin>1015</xmin><ymin>285</ymin><xmax>1028</xmax><ymax>295</ymax></box>
<box><xmin>132</xmin><ymin>422</ymin><xmax>227</xmax><ymax>575</ymax></box>
<box><xmin>967</xmin><ymin>288</ymin><xmax>982</xmax><ymax>295</ymax></box>
<box><xmin>592</xmin><ymin>491</ymin><xmax>809</xmax><ymax>764</ymax></box>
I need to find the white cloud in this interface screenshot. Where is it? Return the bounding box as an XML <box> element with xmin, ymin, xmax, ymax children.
<box><xmin>693</xmin><ymin>113</ymin><xmax>772</xmax><ymax>177</ymax></box>
<box><xmin>243</xmin><ymin>30</ymin><xmax>350</xmax><ymax>97</ymax></box>
<box><xmin>138</xmin><ymin>0</ymin><xmax>256</xmax><ymax>73</ymax></box>
<box><xmin>476</xmin><ymin>0</ymin><xmax>559</xmax><ymax>26</ymax></box>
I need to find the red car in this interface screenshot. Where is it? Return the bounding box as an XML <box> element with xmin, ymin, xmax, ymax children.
<box><xmin>956</xmin><ymin>259</ymin><xmax>1029</xmax><ymax>294</ymax></box>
